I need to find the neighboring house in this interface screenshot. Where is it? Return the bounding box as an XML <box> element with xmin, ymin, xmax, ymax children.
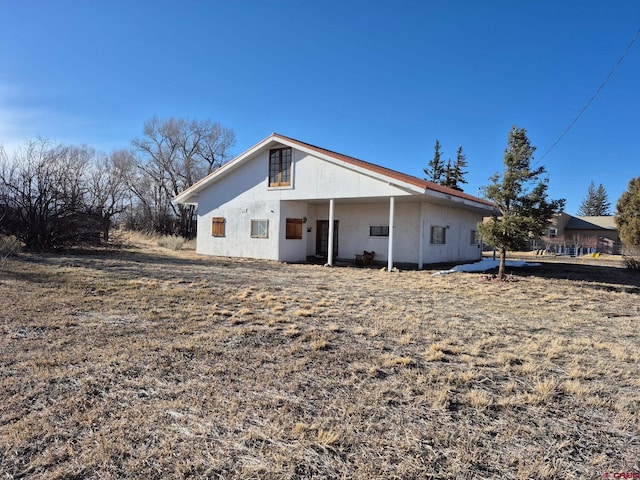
<box><xmin>543</xmin><ymin>212</ymin><xmax>621</xmax><ymax>254</ymax></box>
<box><xmin>174</xmin><ymin>133</ymin><xmax>497</xmax><ymax>269</ymax></box>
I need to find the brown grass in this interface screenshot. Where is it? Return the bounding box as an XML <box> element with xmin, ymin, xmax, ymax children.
<box><xmin>1</xmin><ymin>235</ymin><xmax>639</xmax><ymax>478</ymax></box>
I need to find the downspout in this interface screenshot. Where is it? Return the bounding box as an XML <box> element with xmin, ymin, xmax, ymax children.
<box><xmin>387</xmin><ymin>196</ymin><xmax>395</xmax><ymax>272</ymax></box>
<box><xmin>327</xmin><ymin>198</ymin><xmax>335</xmax><ymax>266</ymax></box>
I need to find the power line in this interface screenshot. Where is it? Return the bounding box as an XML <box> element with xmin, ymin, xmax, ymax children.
<box><xmin>538</xmin><ymin>28</ymin><xmax>640</xmax><ymax>162</ymax></box>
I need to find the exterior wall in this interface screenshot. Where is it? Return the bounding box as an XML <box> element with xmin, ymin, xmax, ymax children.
<box><xmin>192</xmin><ymin>144</ymin><xmax>485</xmax><ymax>264</ymax></box>
<box><xmin>422</xmin><ymin>203</ymin><xmax>483</xmax><ymax>264</ymax></box>
<box><xmin>305</xmin><ymin>201</ymin><xmax>483</xmax><ymax>265</ymax></box>
<box><xmin>285</xmin><ymin>151</ymin><xmax>414</xmax><ymax>200</ymax></box>
<box><xmin>207</xmin><ymin>146</ymin><xmax>414</xmax><ymax>203</ymax></box>
<box><xmin>548</xmin><ymin>213</ymin><xmax>619</xmax><ymax>242</ymax></box>
<box><xmin>193</xmin><ymin>145</ymin><xmax>412</xmax><ymax>261</ymax></box>
<box><xmin>278</xmin><ymin>201</ymin><xmax>309</xmax><ymax>262</ymax></box>
<box><xmin>306</xmin><ymin>202</ymin><xmax>420</xmax><ymax>263</ymax></box>
<box><xmin>195</xmin><ymin>153</ymin><xmax>282</xmax><ymax>260</ymax></box>
<box><xmin>564</xmin><ymin>229</ymin><xmax>619</xmax><ymax>242</ymax></box>
<box><xmin>196</xmin><ymin>197</ymin><xmax>281</xmax><ymax>260</ymax></box>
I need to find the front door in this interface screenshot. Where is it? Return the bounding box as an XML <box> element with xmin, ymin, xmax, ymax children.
<box><xmin>316</xmin><ymin>220</ymin><xmax>339</xmax><ymax>258</ymax></box>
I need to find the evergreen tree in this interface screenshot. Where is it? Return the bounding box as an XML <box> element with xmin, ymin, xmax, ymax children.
<box><xmin>578</xmin><ymin>181</ymin><xmax>611</xmax><ymax>216</ymax></box>
<box><xmin>615</xmin><ymin>177</ymin><xmax>640</xmax><ymax>247</ymax></box>
<box><xmin>442</xmin><ymin>158</ymin><xmax>454</xmax><ymax>189</ymax></box>
<box><xmin>438</xmin><ymin>146</ymin><xmax>468</xmax><ymax>191</ymax></box>
<box><xmin>424</xmin><ymin>140</ymin><xmax>445</xmax><ymax>183</ymax></box>
<box><xmin>594</xmin><ymin>183</ymin><xmax>611</xmax><ymax>215</ymax></box>
<box><xmin>450</xmin><ymin>146</ymin><xmax>468</xmax><ymax>192</ymax></box>
<box><xmin>477</xmin><ymin>126</ymin><xmax>565</xmax><ymax>280</ymax></box>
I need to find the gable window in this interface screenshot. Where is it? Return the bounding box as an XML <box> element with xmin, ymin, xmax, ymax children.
<box><xmin>548</xmin><ymin>228</ymin><xmax>557</xmax><ymax>238</ymax></box>
<box><xmin>430</xmin><ymin>226</ymin><xmax>446</xmax><ymax>245</ymax></box>
<box><xmin>269</xmin><ymin>148</ymin><xmax>292</xmax><ymax>187</ymax></box>
<box><xmin>369</xmin><ymin>225</ymin><xmax>389</xmax><ymax>237</ymax></box>
<box><xmin>211</xmin><ymin>217</ymin><xmax>225</xmax><ymax>237</ymax></box>
<box><xmin>286</xmin><ymin>218</ymin><xmax>303</xmax><ymax>239</ymax></box>
<box><xmin>251</xmin><ymin>219</ymin><xmax>269</xmax><ymax>238</ymax></box>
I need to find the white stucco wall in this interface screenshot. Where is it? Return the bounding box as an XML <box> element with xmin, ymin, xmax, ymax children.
<box><xmin>307</xmin><ymin>202</ymin><xmax>420</xmax><ymax>263</ymax></box>
<box><xmin>278</xmin><ymin>201</ymin><xmax>309</xmax><ymax>262</ymax></box>
<box><xmin>192</xmin><ymin>143</ymin><xmax>485</xmax><ymax>264</ymax></box>
<box><xmin>421</xmin><ymin>203</ymin><xmax>483</xmax><ymax>264</ymax></box>
<box><xmin>194</xmin><ymin>152</ymin><xmax>282</xmax><ymax>260</ymax></box>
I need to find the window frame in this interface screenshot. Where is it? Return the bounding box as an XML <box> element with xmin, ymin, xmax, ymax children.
<box><xmin>286</xmin><ymin>218</ymin><xmax>303</xmax><ymax>240</ymax></box>
<box><xmin>250</xmin><ymin>219</ymin><xmax>269</xmax><ymax>239</ymax></box>
<box><xmin>470</xmin><ymin>229</ymin><xmax>479</xmax><ymax>245</ymax></box>
<box><xmin>369</xmin><ymin>225</ymin><xmax>389</xmax><ymax>237</ymax></box>
<box><xmin>430</xmin><ymin>225</ymin><xmax>446</xmax><ymax>245</ymax></box>
<box><xmin>268</xmin><ymin>147</ymin><xmax>292</xmax><ymax>187</ymax></box>
<box><xmin>211</xmin><ymin>217</ymin><xmax>226</xmax><ymax>237</ymax></box>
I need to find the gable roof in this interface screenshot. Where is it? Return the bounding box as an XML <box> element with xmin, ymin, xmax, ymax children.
<box><xmin>565</xmin><ymin>215</ymin><xmax>617</xmax><ymax>231</ymax></box>
<box><xmin>175</xmin><ymin>133</ymin><xmax>495</xmax><ymax>208</ymax></box>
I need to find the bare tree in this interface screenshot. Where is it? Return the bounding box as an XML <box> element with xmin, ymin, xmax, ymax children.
<box><xmin>0</xmin><ymin>139</ymin><xmax>101</xmax><ymax>250</ymax></box>
<box><xmin>131</xmin><ymin>117</ymin><xmax>235</xmax><ymax>237</ymax></box>
<box><xmin>88</xmin><ymin>150</ymin><xmax>134</xmax><ymax>241</ymax></box>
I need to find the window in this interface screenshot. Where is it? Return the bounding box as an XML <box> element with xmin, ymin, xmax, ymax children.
<box><xmin>251</xmin><ymin>219</ymin><xmax>269</xmax><ymax>238</ymax></box>
<box><xmin>211</xmin><ymin>217</ymin><xmax>225</xmax><ymax>237</ymax></box>
<box><xmin>548</xmin><ymin>228</ymin><xmax>557</xmax><ymax>238</ymax></box>
<box><xmin>369</xmin><ymin>225</ymin><xmax>389</xmax><ymax>237</ymax></box>
<box><xmin>269</xmin><ymin>148</ymin><xmax>292</xmax><ymax>187</ymax></box>
<box><xmin>286</xmin><ymin>218</ymin><xmax>303</xmax><ymax>239</ymax></box>
<box><xmin>430</xmin><ymin>226</ymin><xmax>446</xmax><ymax>245</ymax></box>
<box><xmin>470</xmin><ymin>230</ymin><xmax>480</xmax><ymax>245</ymax></box>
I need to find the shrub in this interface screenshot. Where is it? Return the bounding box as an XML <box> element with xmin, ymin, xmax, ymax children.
<box><xmin>622</xmin><ymin>246</ymin><xmax>640</xmax><ymax>272</ymax></box>
<box><xmin>0</xmin><ymin>235</ymin><xmax>21</xmax><ymax>264</ymax></box>
<box><xmin>623</xmin><ymin>255</ymin><xmax>640</xmax><ymax>271</ymax></box>
<box><xmin>0</xmin><ymin>235</ymin><xmax>21</xmax><ymax>255</ymax></box>
<box><xmin>157</xmin><ymin>235</ymin><xmax>185</xmax><ymax>251</ymax></box>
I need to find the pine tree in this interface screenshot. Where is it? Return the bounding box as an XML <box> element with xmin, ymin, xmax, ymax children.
<box><xmin>451</xmin><ymin>146</ymin><xmax>468</xmax><ymax>192</ymax></box>
<box><xmin>577</xmin><ymin>181</ymin><xmax>597</xmax><ymax>216</ymax></box>
<box><xmin>424</xmin><ymin>140</ymin><xmax>445</xmax><ymax>183</ymax></box>
<box><xmin>439</xmin><ymin>146</ymin><xmax>468</xmax><ymax>191</ymax></box>
<box><xmin>477</xmin><ymin>126</ymin><xmax>565</xmax><ymax>280</ymax></box>
<box><xmin>578</xmin><ymin>181</ymin><xmax>611</xmax><ymax>216</ymax></box>
<box><xmin>442</xmin><ymin>159</ymin><xmax>454</xmax><ymax>189</ymax></box>
<box><xmin>594</xmin><ymin>183</ymin><xmax>611</xmax><ymax>215</ymax></box>
<box><xmin>615</xmin><ymin>177</ymin><xmax>640</xmax><ymax>247</ymax></box>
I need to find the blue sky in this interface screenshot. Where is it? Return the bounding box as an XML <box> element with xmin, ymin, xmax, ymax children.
<box><xmin>1</xmin><ymin>0</ymin><xmax>638</xmax><ymax>214</ymax></box>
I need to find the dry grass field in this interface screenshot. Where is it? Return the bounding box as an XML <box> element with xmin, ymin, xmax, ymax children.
<box><xmin>1</xmin><ymin>232</ymin><xmax>639</xmax><ymax>479</ymax></box>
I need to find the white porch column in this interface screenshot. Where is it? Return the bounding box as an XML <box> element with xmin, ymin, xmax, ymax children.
<box><xmin>387</xmin><ymin>196</ymin><xmax>395</xmax><ymax>272</ymax></box>
<box><xmin>418</xmin><ymin>201</ymin><xmax>425</xmax><ymax>269</ymax></box>
<box><xmin>327</xmin><ymin>198</ymin><xmax>335</xmax><ymax>266</ymax></box>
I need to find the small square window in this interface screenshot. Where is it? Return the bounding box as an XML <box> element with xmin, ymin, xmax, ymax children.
<box><xmin>211</xmin><ymin>217</ymin><xmax>225</xmax><ymax>237</ymax></box>
<box><xmin>369</xmin><ymin>225</ymin><xmax>389</xmax><ymax>237</ymax></box>
<box><xmin>286</xmin><ymin>218</ymin><xmax>303</xmax><ymax>239</ymax></box>
<box><xmin>251</xmin><ymin>219</ymin><xmax>269</xmax><ymax>238</ymax></box>
<box><xmin>430</xmin><ymin>226</ymin><xmax>446</xmax><ymax>245</ymax></box>
<box><xmin>548</xmin><ymin>228</ymin><xmax>557</xmax><ymax>238</ymax></box>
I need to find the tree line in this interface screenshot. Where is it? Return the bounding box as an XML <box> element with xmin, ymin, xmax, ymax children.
<box><xmin>0</xmin><ymin>117</ymin><xmax>235</xmax><ymax>251</ymax></box>
<box><xmin>423</xmin><ymin>140</ymin><xmax>468</xmax><ymax>191</ymax></box>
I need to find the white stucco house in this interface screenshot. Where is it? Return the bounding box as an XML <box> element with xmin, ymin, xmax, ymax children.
<box><xmin>174</xmin><ymin>133</ymin><xmax>497</xmax><ymax>270</ymax></box>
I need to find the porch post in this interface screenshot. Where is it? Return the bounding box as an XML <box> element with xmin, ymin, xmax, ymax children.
<box><xmin>327</xmin><ymin>198</ymin><xmax>335</xmax><ymax>266</ymax></box>
<box><xmin>418</xmin><ymin>201</ymin><xmax>425</xmax><ymax>269</ymax></box>
<box><xmin>387</xmin><ymin>196</ymin><xmax>395</xmax><ymax>272</ymax></box>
